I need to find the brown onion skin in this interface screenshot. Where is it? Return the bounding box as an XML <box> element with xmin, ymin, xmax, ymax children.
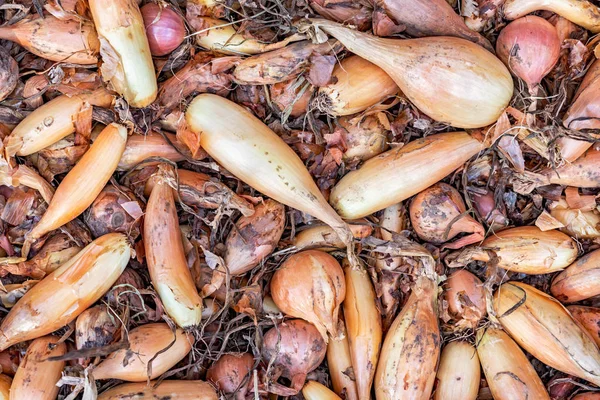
<box><xmin>444</xmin><ymin>270</ymin><xmax>486</xmax><ymax>329</ymax></box>
<box><xmin>496</xmin><ymin>16</ymin><xmax>560</xmax><ymax>92</ymax></box>
<box><xmin>573</xmin><ymin>393</ymin><xmax>600</xmax><ymax>400</ymax></box>
<box><xmin>0</xmin><ymin>350</ymin><xmax>20</xmax><ymax>376</ymax></box>
<box><xmin>564</xmin><ymin>59</ymin><xmax>600</xmax><ymax>130</ymax></box>
<box><xmin>0</xmin><ymin>46</ymin><xmax>17</xmax><ymax>102</ymax></box>
<box><xmin>86</xmin><ymin>184</ymin><xmax>143</xmax><ymax>239</ymax></box>
<box><xmin>206</xmin><ymin>353</ymin><xmax>254</xmax><ymax>399</ymax></box>
<box><xmin>141</xmin><ymin>3</ymin><xmax>186</xmax><ymax>56</ymax></box>
<box><xmin>551</xmin><ymin>249</ymin><xmax>600</xmax><ymax>303</ymax></box>
<box><xmin>270</xmin><ymin>80</ymin><xmax>313</xmax><ymax>118</ymax></box>
<box><xmin>261</xmin><ymin>319</ymin><xmax>327</xmax><ymax>395</ymax></box>
<box><xmin>309</xmin><ymin>0</ymin><xmax>372</xmax><ymax>31</ymax></box>
<box><xmin>567</xmin><ymin>306</ymin><xmax>600</xmax><ymax>348</ymax></box>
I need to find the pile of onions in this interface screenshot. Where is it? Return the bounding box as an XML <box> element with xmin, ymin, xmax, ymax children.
<box><xmin>270</xmin><ymin>250</ymin><xmax>346</xmax><ymax>340</ymax></box>
<box><xmin>141</xmin><ymin>3</ymin><xmax>186</xmax><ymax>56</ymax></box>
<box><xmin>207</xmin><ymin>353</ymin><xmax>254</xmax><ymax>399</ymax></box>
<box><xmin>444</xmin><ymin>270</ymin><xmax>486</xmax><ymax>329</ymax></box>
<box><xmin>551</xmin><ymin>249</ymin><xmax>600</xmax><ymax>302</ymax></box>
<box><xmin>434</xmin><ymin>341</ymin><xmax>480</xmax><ymax>400</ymax></box>
<box><xmin>496</xmin><ymin>16</ymin><xmax>560</xmax><ymax>93</ymax></box>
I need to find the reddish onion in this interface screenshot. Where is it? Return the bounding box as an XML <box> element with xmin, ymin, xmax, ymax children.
<box><xmin>141</xmin><ymin>3</ymin><xmax>186</xmax><ymax>56</ymax></box>
<box><xmin>261</xmin><ymin>319</ymin><xmax>327</xmax><ymax>396</ymax></box>
<box><xmin>207</xmin><ymin>353</ymin><xmax>254</xmax><ymax>399</ymax></box>
<box><xmin>496</xmin><ymin>16</ymin><xmax>560</xmax><ymax>93</ymax></box>
<box><xmin>444</xmin><ymin>270</ymin><xmax>486</xmax><ymax>329</ymax></box>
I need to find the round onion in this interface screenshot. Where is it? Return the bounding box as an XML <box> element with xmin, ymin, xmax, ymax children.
<box><xmin>141</xmin><ymin>3</ymin><xmax>185</xmax><ymax>56</ymax></box>
<box><xmin>207</xmin><ymin>353</ymin><xmax>254</xmax><ymax>399</ymax></box>
<box><xmin>444</xmin><ymin>270</ymin><xmax>486</xmax><ymax>329</ymax></box>
<box><xmin>496</xmin><ymin>16</ymin><xmax>560</xmax><ymax>92</ymax></box>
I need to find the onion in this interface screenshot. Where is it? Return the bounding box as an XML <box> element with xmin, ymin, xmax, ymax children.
<box><xmin>567</xmin><ymin>306</ymin><xmax>600</xmax><ymax>347</ymax></box>
<box><xmin>10</xmin><ymin>336</ymin><xmax>66</xmax><ymax>400</ymax></box>
<box><xmin>409</xmin><ymin>183</ymin><xmax>485</xmax><ymax>249</ymax></box>
<box><xmin>0</xmin><ymin>374</ymin><xmax>9</xmax><ymax>399</ymax></box>
<box><xmin>573</xmin><ymin>393</ymin><xmax>600</xmax><ymax>400</ymax></box>
<box><xmin>0</xmin><ymin>16</ymin><xmax>99</xmax><ymax>64</ymax></box>
<box><xmin>494</xmin><ymin>281</ymin><xmax>600</xmax><ymax>385</ymax></box>
<box><xmin>75</xmin><ymin>305</ymin><xmax>118</xmax><ymax>350</ymax></box>
<box><xmin>496</xmin><ymin>16</ymin><xmax>560</xmax><ymax>93</ymax></box>
<box><xmin>434</xmin><ymin>341</ymin><xmax>480</xmax><ymax>400</ymax></box>
<box><xmin>270</xmin><ymin>250</ymin><xmax>345</xmax><ymax>341</ymax></box>
<box><xmin>225</xmin><ymin>199</ymin><xmax>285</xmax><ymax>276</ymax></box>
<box><xmin>206</xmin><ymin>353</ymin><xmax>254</xmax><ymax>399</ymax></box>
<box><xmin>302</xmin><ymin>381</ymin><xmax>341</xmax><ymax>400</ymax></box>
<box><xmin>141</xmin><ymin>3</ymin><xmax>185</xmax><ymax>56</ymax></box>
<box><xmin>504</xmin><ymin>0</ymin><xmax>600</xmax><ymax>32</ymax></box>
<box><xmin>444</xmin><ymin>270</ymin><xmax>486</xmax><ymax>329</ymax></box>
<box><xmin>551</xmin><ymin>249</ymin><xmax>600</xmax><ymax>302</ymax></box>
<box><xmin>477</xmin><ymin>328</ymin><xmax>550</xmax><ymax>399</ymax></box>
<box><xmin>89</xmin><ymin>0</ymin><xmax>158</xmax><ymax>107</ymax></box>
<box><xmin>0</xmin><ymin>350</ymin><xmax>20</xmax><ymax>376</ymax></box>
<box><xmin>20</xmin><ymin>233</ymin><xmax>81</xmax><ymax>276</ymax></box>
<box><xmin>315</xmin><ymin>55</ymin><xmax>399</xmax><ymax>116</ymax></box>
<box><xmin>292</xmin><ymin>221</ymin><xmax>373</xmax><ymax>251</ymax></box>
<box><xmin>0</xmin><ymin>46</ymin><xmax>18</xmax><ymax>102</ymax></box>
<box><xmin>330</xmin><ymin>131</ymin><xmax>485</xmax><ymax>219</ymax></box>
<box><xmin>563</xmin><ymin>59</ymin><xmax>600</xmax><ymax>130</ymax></box>
<box><xmin>86</xmin><ymin>184</ymin><xmax>143</xmax><ymax>239</ymax></box>
<box><xmin>549</xmin><ymin>198</ymin><xmax>600</xmax><ymax>239</ymax></box>
<box><xmin>261</xmin><ymin>319</ymin><xmax>327</xmax><ymax>395</ymax></box>
<box><xmin>93</xmin><ymin>323</ymin><xmax>193</xmax><ymax>381</ymax></box>
<box><xmin>326</xmin><ymin>319</ymin><xmax>358</xmax><ymax>400</ymax></box>
<box><xmin>308</xmin><ymin>19</ymin><xmax>513</xmax><ymax>128</ymax></box>
<box><xmin>343</xmin><ymin>263</ymin><xmax>382</xmax><ymax>400</ymax></box>
<box><xmin>338</xmin><ymin>113</ymin><xmax>390</xmax><ymax>162</ymax></box>
<box><xmin>98</xmin><ymin>380</ymin><xmax>218</xmax><ymax>400</ymax></box>
<box><xmin>375</xmin><ymin>276</ymin><xmax>440</xmax><ymax>400</ymax></box>
<box><xmin>309</xmin><ymin>0</ymin><xmax>372</xmax><ymax>31</ymax></box>
<box><xmin>117</xmin><ymin>132</ymin><xmax>187</xmax><ymax>171</ymax></box>
<box><xmin>471</xmin><ymin>189</ymin><xmax>508</xmax><ymax>230</ymax></box>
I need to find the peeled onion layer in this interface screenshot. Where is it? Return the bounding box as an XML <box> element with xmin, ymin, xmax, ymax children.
<box><xmin>329</xmin><ymin>131</ymin><xmax>485</xmax><ymax>219</ymax></box>
<box><xmin>549</xmin><ymin>198</ymin><xmax>600</xmax><ymax>239</ymax></box>
<box><xmin>551</xmin><ymin>249</ymin><xmax>600</xmax><ymax>303</ymax></box>
<box><xmin>504</xmin><ymin>0</ymin><xmax>600</xmax><ymax>33</ymax></box>
<box><xmin>98</xmin><ymin>380</ymin><xmax>218</xmax><ymax>400</ymax></box>
<box><xmin>308</xmin><ymin>19</ymin><xmax>513</xmax><ymax>128</ymax></box>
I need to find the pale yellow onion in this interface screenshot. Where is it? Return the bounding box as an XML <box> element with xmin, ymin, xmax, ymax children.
<box><xmin>375</xmin><ymin>276</ymin><xmax>440</xmax><ymax>400</ymax></box>
<box><xmin>343</xmin><ymin>263</ymin><xmax>382</xmax><ymax>400</ymax></box>
<box><xmin>316</xmin><ymin>55</ymin><xmax>399</xmax><ymax>116</ymax></box>
<box><xmin>309</xmin><ymin>19</ymin><xmax>513</xmax><ymax>128</ymax></box>
<box><xmin>186</xmin><ymin>94</ymin><xmax>353</xmax><ymax>249</ymax></box>
<box><xmin>27</xmin><ymin>123</ymin><xmax>128</xmax><ymax>244</ymax></box>
<box><xmin>0</xmin><ymin>233</ymin><xmax>131</xmax><ymax>350</ymax></box>
<box><xmin>504</xmin><ymin>0</ymin><xmax>600</xmax><ymax>32</ymax></box>
<box><xmin>477</xmin><ymin>328</ymin><xmax>550</xmax><ymax>400</ymax></box>
<box><xmin>93</xmin><ymin>323</ymin><xmax>193</xmax><ymax>381</ymax></box>
<box><xmin>117</xmin><ymin>132</ymin><xmax>186</xmax><ymax>171</ymax></box>
<box><xmin>0</xmin><ymin>374</ymin><xmax>10</xmax><ymax>399</ymax></box>
<box><xmin>330</xmin><ymin>131</ymin><xmax>485</xmax><ymax>219</ymax></box>
<box><xmin>326</xmin><ymin>320</ymin><xmax>358</xmax><ymax>400</ymax></box>
<box><xmin>494</xmin><ymin>281</ymin><xmax>600</xmax><ymax>385</ymax></box>
<box><xmin>549</xmin><ymin>199</ymin><xmax>600</xmax><ymax>239</ymax></box>
<box><xmin>302</xmin><ymin>381</ymin><xmax>342</xmax><ymax>400</ymax></box>
<box><xmin>551</xmin><ymin>249</ymin><xmax>600</xmax><ymax>303</ymax></box>
<box><xmin>98</xmin><ymin>380</ymin><xmax>218</xmax><ymax>400</ymax></box>
<box><xmin>434</xmin><ymin>341</ymin><xmax>480</xmax><ymax>400</ymax></box>
<box><xmin>292</xmin><ymin>221</ymin><xmax>373</xmax><ymax>251</ymax></box>
<box><xmin>10</xmin><ymin>336</ymin><xmax>65</xmax><ymax>400</ymax></box>
<box><xmin>89</xmin><ymin>0</ymin><xmax>157</xmax><ymax>107</ymax></box>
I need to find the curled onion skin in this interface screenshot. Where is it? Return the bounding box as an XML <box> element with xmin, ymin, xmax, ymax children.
<box><xmin>206</xmin><ymin>353</ymin><xmax>254</xmax><ymax>399</ymax></box>
<box><xmin>270</xmin><ymin>250</ymin><xmax>346</xmax><ymax>341</ymax></box>
<box><xmin>141</xmin><ymin>3</ymin><xmax>185</xmax><ymax>56</ymax></box>
<box><xmin>434</xmin><ymin>341</ymin><xmax>480</xmax><ymax>400</ymax></box>
<box><xmin>567</xmin><ymin>306</ymin><xmax>600</xmax><ymax>347</ymax></box>
<box><xmin>551</xmin><ymin>249</ymin><xmax>600</xmax><ymax>303</ymax></box>
<box><xmin>496</xmin><ymin>16</ymin><xmax>560</xmax><ymax>92</ymax></box>
<box><xmin>564</xmin><ymin>59</ymin><xmax>600</xmax><ymax>130</ymax></box>
<box><xmin>504</xmin><ymin>0</ymin><xmax>600</xmax><ymax>32</ymax></box>
<box><xmin>549</xmin><ymin>198</ymin><xmax>600</xmax><ymax>239</ymax></box>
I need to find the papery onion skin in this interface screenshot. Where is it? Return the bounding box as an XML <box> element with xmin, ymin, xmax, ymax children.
<box><xmin>434</xmin><ymin>341</ymin><xmax>480</xmax><ymax>400</ymax></box>
<box><xmin>477</xmin><ymin>328</ymin><xmax>550</xmax><ymax>400</ymax></box>
<box><xmin>270</xmin><ymin>80</ymin><xmax>313</xmax><ymax>118</ymax></box>
<box><xmin>564</xmin><ymin>59</ymin><xmax>600</xmax><ymax>130</ymax></box>
<box><xmin>339</xmin><ymin>113</ymin><xmax>390</xmax><ymax>162</ymax></box>
<box><xmin>549</xmin><ymin>198</ymin><xmax>600</xmax><ymax>239</ymax></box>
<box><xmin>444</xmin><ymin>270</ymin><xmax>486</xmax><ymax>329</ymax></box>
<box><xmin>330</xmin><ymin>131</ymin><xmax>485</xmax><ymax>219</ymax></box>
<box><xmin>556</xmin><ymin>137</ymin><xmax>594</xmax><ymax>162</ymax></box>
<box><xmin>311</xmin><ymin>19</ymin><xmax>513</xmax><ymax>128</ymax></box>
<box><xmin>551</xmin><ymin>249</ymin><xmax>600</xmax><ymax>303</ymax></box>
<box><xmin>206</xmin><ymin>353</ymin><xmax>254</xmax><ymax>399</ymax></box>
<box><xmin>504</xmin><ymin>0</ymin><xmax>600</xmax><ymax>32</ymax></box>
<box><xmin>309</xmin><ymin>0</ymin><xmax>372</xmax><ymax>31</ymax></box>
<box><xmin>567</xmin><ymin>306</ymin><xmax>600</xmax><ymax>348</ymax></box>
<box><xmin>271</xmin><ymin>250</ymin><xmax>346</xmax><ymax>341</ymax></box>
<box><xmin>496</xmin><ymin>16</ymin><xmax>560</xmax><ymax>92</ymax></box>
<box><xmin>494</xmin><ymin>281</ymin><xmax>600</xmax><ymax>385</ymax></box>
<box><xmin>326</xmin><ymin>320</ymin><xmax>359</xmax><ymax>400</ymax></box>
<box><xmin>0</xmin><ymin>47</ymin><xmax>18</xmax><ymax>102</ymax></box>
<box><xmin>261</xmin><ymin>319</ymin><xmax>327</xmax><ymax>395</ymax></box>
<box><xmin>141</xmin><ymin>3</ymin><xmax>185</xmax><ymax>56</ymax></box>
<box><xmin>98</xmin><ymin>380</ymin><xmax>218</xmax><ymax>400</ymax></box>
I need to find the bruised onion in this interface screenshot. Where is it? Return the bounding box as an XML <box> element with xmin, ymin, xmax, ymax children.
<box><xmin>409</xmin><ymin>183</ymin><xmax>485</xmax><ymax>249</ymax></box>
<box><xmin>567</xmin><ymin>306</ymin><xmax>600</xmax><ymax>347</ymax></box>
<box><xmin>444</xmin><ymin>270</ymin><xmax>486</xmax><ymax>329</ymax></box>
<box><xmin>551</xmin><ymin>249</ymin><xmax>600</xmax><ymax>303</ymax></box>
<box><xmin>261</xmin><ymin>319</ymin><xmax>326</xmax><ymax>395</ymax></box>
<box><xmin>86</xmin><ymin>184</ymin><xmax>143</xmax><ymax>239</ymax></box>
<box><xmin>496</xmin><ymin>16</ymin><xmax>560</xmax><ymax>93</ymax></box>
<box><xmin>207</xmin><ymin>353</ymin><xmax>254</xmax><ymax>399</ymax></box>
<box><xmin>339</xmin><ymin>113</ymin><xmax>390</xmax><ymax>162</ymax></box>
<box><xmin>434</xmin><ymin>341</ymin><xmax>480</xmax><ymax>400</ymax></box>
<box><xmin>75</xmin><ymin>305</ymin><xmax>118</xmax><ymax>350</ymax></box>
<box><xmin>271</xmin><ymin>250</ymin><xmax>345</xmax><ymax>341</ymax></box>
<box><xmin>141</xmin><ymin>3</ymin><xmax>186</xmax><ymax>56</ymax></box>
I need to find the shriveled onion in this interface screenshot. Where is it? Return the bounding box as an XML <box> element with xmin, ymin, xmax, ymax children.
<box><xmin>434</xmin><ymin>341</ymin><xmax>480</xmax><ymax>400</ymax></box>
<box><xmin>141</xmin><ymin>3</ymin><xmax>185</xmax><ymax>56</ymax></box>
<box><xmin>444</xmin><ymin>270</ymin><xmax>486</xmax><ymax>330</ymax></box>
<box><xmin>551</xmin><ymin>249</ymin><xmax>600</xmax><ymax>303</ymax></box>
<box><xmin>270</xmin><ymin>250</ymin><xmax>345</xmax><ymax>341</ymax></box>
<box><xmin>568</xmin><ymin>305</ymin><xmax>600</xmax><ymax>347</ymax></box>
<box><xmin>207</xmin><ymin>353</ymin><xmax>254</xmax><ymax>399</ymax></box>
<box><xmin>504</xmin><ymin>0</ymin><xmax>600</xmax><ymax>32</ymax></box>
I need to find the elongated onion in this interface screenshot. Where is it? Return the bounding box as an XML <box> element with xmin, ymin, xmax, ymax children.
<box><xmin>477</xmin><ymin>328</ymin><xmax>550</xmax><ymax>400</ymax></box>
<box><xmin>568</xmin><ymin>306</ymin><xmax>600</xmax><ymax>347</ymax></box>
<box><xmin>94</xmin><ymin>323</ymin><xmax>193</xmax><ymax>381</ymax></box>
<box><xmin>308</xmin><ymin>19</ymin><xmax>513</xmax><ymax>128</ymax></box>
<box><xmin>0</xmin><ymin>233</ymin><xmax>130</xmax><ymax>350</ymax></box>
<box><xmin>302</xmin><ymin>381</ymin><xmax>341</xmax><ymax>400</ymax></box>
<box><xmin>551</xmin><ymin>249</ymin><xmax>600</xmax><ymax>302</ymax></box>
<box><xmin>330</xmin><ymin>131</ymin><xmax>485</xmax><ymax>219</ymax></box>
<box><xmin>434</xmin><ymin>341</ymin><xmax>480</xmax><ymax>400</ymax></box>
<box><xmin>326</xmin><ymin>320</ymin><xmax>358</xmax><ymax>400</ymax></box>
<box><xmin>271</xmin><ymin>250</ymin><xmax>345</xmax><ymax>341</ymax></box>
<box><xmin>117</xmin><ymin>132</ymin><xmax>186</xmax><ymax>171</ymax></box>
<box><xmin>98</xmin><ymin>380</ymin><xmax>218</xmax><ymax>400</ymax></box>
<box><xmin>89</xmin><ymin>0</ymin><xmax>158</xmax><ymax>107</ymax></box>
<box><xmin>0</xmin><ymin>374</ymin><xmax>9</xmax><ymax>399</ymax></box>
<box><xmin>494</xmin><ymin>281</ymin><xmax>600</xmax><ymax>385</ymax></box>
<box><xmin>564</xmin><ymin>59</ymin><xmax>600</xmax><ymax>130</ymax></box>
<box><xmin>504</xmin><ymin>0</ymin><xmax>600</xmax><ymax>32</ymax></box>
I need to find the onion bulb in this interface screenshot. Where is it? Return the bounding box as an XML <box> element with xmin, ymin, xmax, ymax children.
<box><xmin>270</xmin><ymin>250</ymin><xmax>345</xmax><ymax>341</ymax></box>
<box><xmin>307</xmin><ymin>19</ymin><xmax>513</xmax><ymax>128</ymax></box>
<box><xmin>434</xmin><ymin>341</ymin><xmax>480</xmax><ymax>400</ymax></box>
<box><xmin>141</xmin><ymin>3</ymin><xmax>186</xmax><ymax>56</ymax></box>
<box><xmin>551</xmin><ymin>249</ymin><xmax>600</xmax><ymax>303</ymax></box>
<box><xmin>0</xmin><ymin>374</ymin><xmax>9</xmax><ymax>399</ymax></box>
<box><xmin>410</xmin><ymin>183</ymin><xmax>485</xmax><ymax>249</ymax></box>
<box><xmin>503</xmin><ymin>0</ymin><xmax>600</xmax><ymax>32</ymax></box>
<box><xmin>496</xmin><ymin>16</ymin><xmax>560</xmax><ymax>93</ymax></box>
<box><xmin>292</xmin><ymin>221</ymin><xmax>373</xmax><ymax>251</ymax></box>
<box><xmin>326</xmin><ymin>320</ymin><xmax>358</xmax><ymax>400</ymax></box>
<box><xmin>549</xmin><ymin>198</ymin><xmax>600</xmax><ymax>239</ymax></box>
<box><xmin>477</xmin><ymin>328</ymin><xmax>550</xmax><ymax>399</ymax></box>
<box><xmin>261</xmin><ymin>319</ymin><xmax>326</xmax><ymax>395</ymax></box>
<box><xmin>270</xmin><ymin>79</ymin><xmax>313</xmax><ymax>119</ymax></box>
<box><xmin>563</xmin><ymin>59</ymin><xmax>600</xmax><ymax>130</ymax></box>
<box><xmin>494</xmin><ymin>281</ymin><xmax>600</xmax><ymax>386</ymax></box>
<box><xmin>98</xmin><ymin>380</ymin><xmax>218</xmax><ymax>400</ymax></box>
<box><xmin>567</xmin><ymin>305</ymin><xmax>600</xmax><ymax>347</ymax></box>
<box><xmin>375</xmin><ymin>276</ymin><xmax>440</xmax><ymax>400</ymax></box>
<box><xmin>117</xmin><ymin>131</ymin><xmax>187</xmax><ymax>171</ymax></box>
<box><xmin>444</xmin><ymin>270</ymin><xmax>486</xmax><ymax>329</ymax></box>
<box><xmin>573</xmin><ymin>394</ymin><xmax>600</xmax><ymax>400</ymax></box>
<box><xmin>86</xmin><ymin>184</ymin><xmax>143</xmax><ymax>239</ymax></box>
<box><xmin>206</xmin><ymin>353</ymin><xmax>254</xmax><ymax>399</ymax></box>
<box><xmin>339</xmin><ymin>113</ymin><xmax>390</xmax><ymax>162</ymax></box>
<box><xmin>302</xmin><ymin>381</ymin><xmax>341</xmax><ymax>400</ymax></box>
<box><xmin>75</xmin><ymin>305</ymin><xmax>118</xmax><ymax>350</ymax></box>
